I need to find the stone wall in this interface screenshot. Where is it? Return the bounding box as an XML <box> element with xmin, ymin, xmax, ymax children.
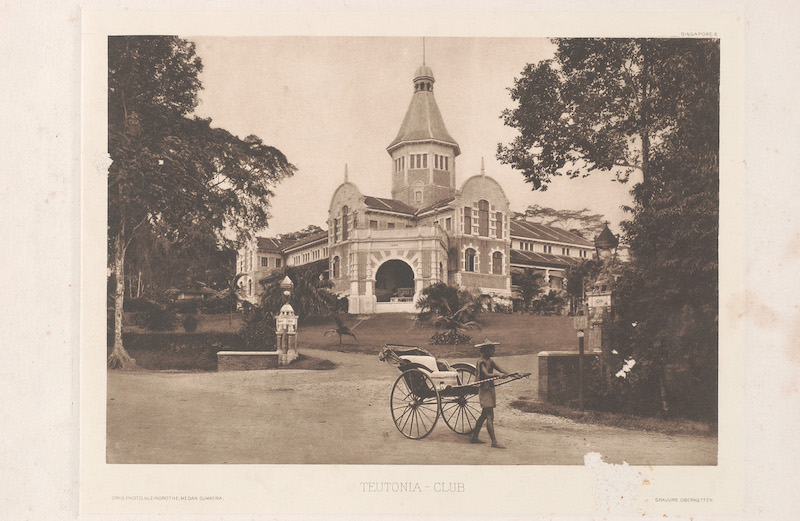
<box><xmin>538</xmin><ymin>351</ymin><xmax>599</xmax><ymax>403</ymax></box>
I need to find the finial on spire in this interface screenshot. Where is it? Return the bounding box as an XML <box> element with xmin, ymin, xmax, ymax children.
<box><xmin>344</xmin><ymin>164</ymin><xmax>349</xmax><ymax>183</ymax></box>
<box><xmin>481</xmin><ymin>157</ymin><xmax>485</xmax><ymax>175</ymax></box>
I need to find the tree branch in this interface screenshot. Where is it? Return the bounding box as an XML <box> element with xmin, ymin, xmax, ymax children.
<box><xmin>124</xmin><ymin>214</ymin><xmax>153</xmax><ymax>253</ymax></box>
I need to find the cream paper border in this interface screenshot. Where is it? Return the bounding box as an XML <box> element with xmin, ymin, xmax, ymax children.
<box><xmin>81</xmin><ymin>10</ymin><xmax>745</xmax><ymax>516</ymax></box>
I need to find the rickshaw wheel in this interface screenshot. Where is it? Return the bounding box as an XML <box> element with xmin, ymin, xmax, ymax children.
<box><xmin>390</xmin><ymin>368</ymin><xmax>441</xmax><ymax>440</ymax></box>
<box><xmin>441</xmin><ymin>365</ymin><xmax>482</xmax><ymax>435</ymax></box>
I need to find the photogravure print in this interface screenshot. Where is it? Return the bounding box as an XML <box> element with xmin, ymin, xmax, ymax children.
<box><xmin>81</xmin><ymin>10</ymin><xmax>744</xmax><ymax>517</ymax></box>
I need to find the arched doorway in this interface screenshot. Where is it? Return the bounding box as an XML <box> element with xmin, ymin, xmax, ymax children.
<box><xmin>375</xmin><ymin>259</ymin><xmax>415</xmax><ymax>302</ymax></box>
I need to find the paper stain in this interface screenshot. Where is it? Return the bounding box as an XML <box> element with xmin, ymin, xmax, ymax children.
<box><xmin>745</xmin><ymin>290</ymin><xmax>780</xmax><ymax>328</ymax></box>
<box><xmin>746</xmin><ymin>291</ymin><xmax>800</xmax><ymax>369</ymax></box>
<box><xmin>584</xmin><ymin>452</ymin><xmax>643</xmax><ymax>515</ymax></box>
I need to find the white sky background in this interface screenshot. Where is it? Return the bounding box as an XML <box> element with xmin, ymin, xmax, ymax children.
<box><xmin>190</xmin><ymin>36</ymin><xmax>639</xmax><ymax>237</ymax></box>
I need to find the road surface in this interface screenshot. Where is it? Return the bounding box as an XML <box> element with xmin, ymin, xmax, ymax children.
<box><xmin>107</xmin><ymin>349</ymin><xmax>717</xmax><ymax>465</ymax></box>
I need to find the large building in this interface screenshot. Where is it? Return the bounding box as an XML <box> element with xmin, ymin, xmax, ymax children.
<box><xmin>237</xmin><ymin>64</ymin><xmax>596</xmax><ymax>312</ymax></box>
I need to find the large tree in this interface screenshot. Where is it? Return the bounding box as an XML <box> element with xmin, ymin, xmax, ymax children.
<box><xmin>610</xmin><ymin>41</ymin><xmax>719</xmax><ymax>418</ymax></box>
<box><xmin>498</xmin><ymin>38</ymin><xmax>715</xmax><ymax>201</ymax></box>
<box><xmin>108</xmin><ymin>36</ymin><xmax>296</xmax><ymax>368</ymax></box>
<box><xmin>499</xmin><ymin>38</ymin><xmax>719</xmax><ymax>418</ymax></box>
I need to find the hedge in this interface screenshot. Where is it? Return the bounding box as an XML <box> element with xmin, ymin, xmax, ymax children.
<box><xmin>108</xmin><ymin>332</ymin><xmax>263</xmax><ymax>371</ymax></box>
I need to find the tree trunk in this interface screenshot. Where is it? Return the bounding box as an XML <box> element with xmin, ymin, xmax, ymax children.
<box><xmin>658</xmin><ymin>367</ymin><xmax>670</xmax><ymax>416</ymax></box>
<box><xmin>108</xmin><ymin>230</ymin><xmax>136</xmax><ymax>369</ymax></box>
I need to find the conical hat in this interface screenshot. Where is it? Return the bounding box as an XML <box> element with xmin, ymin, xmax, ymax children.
<box><xmin>475</xmin><ymin>338</ymin><xmax>501</xmax><ymax>350</ymax></box>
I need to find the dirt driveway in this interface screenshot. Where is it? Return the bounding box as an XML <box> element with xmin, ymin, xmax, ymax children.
<box><xmin>107</xmin><ymin>349</ymin><xmax>717</xmax><ymax>465</ymax></box>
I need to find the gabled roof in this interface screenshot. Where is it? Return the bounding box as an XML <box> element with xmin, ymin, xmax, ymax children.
<box><xmin>510</xmin><ymin>220</ymin><xmax>593</xmax><ymax>247</ymax></box>
<box><xmin>256</xmin><ymin>237</ymin><xmax>287</xmax><ymax>252</ymax></box>
<box><xmin>363</xmin><ymin>196</ymin><xmax>416</xmax><ymax>215</ymax></box>
<box><xmin>415</xmin><ymin>196</ymin><xmax>455</xmax><ymax>216</ymax></box>
<box><xmin>387</xmin><ymin>67</ymin><xmax>460</xmax><ymax>155</ymax></box>
<box><xmin>282</xmin><ymin>230</ymin><xmax>328</xmax><ymax>252</ymax></box>
<box><xmin>510</xmin><ymin>249</ymin><xmax>583</xmax><ymax>270</ymax></box>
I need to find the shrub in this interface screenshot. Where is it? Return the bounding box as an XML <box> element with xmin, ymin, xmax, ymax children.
<box><xmin>169</xmin><ymin>298</ymin><xmax>201</xmax><ymax>314</ymax></box>
<box><xmin>584</xmin><ymin>354</ymin><xmax>663</xmax><ymax>417</ymax></box>
<box><xmin>238</xmin><ymin>305</ymin><xmax>277</xmax><ymax>351</ymax></box>
<box><xmin>183</xmin><ymin>314</ymin><xmax>199</xmax><ymax>332</ymax></box>
<box><xmin>202</xmin><ymin>294</ymin><xmax>234</xmax><ymax>314</ymax></box>
<box><xmin>530</xmin><ymin>290</ymin><xmax>568</xmax><ymax>316</ymax></box>
<box><xmin>430</xmin><ymin>330</ymin><xmax>473</xmax><ymax>345</ymax></box>
<box><xmin>123</xmin><ymin>297</ymin><xmax>159</xmax><ymax>313</ymax></box>
<box><xmin>135</xmin><ymin>305</ymin><xmax>178</xmax><ymax>331</ymax></box>
<box><xmin>108</xmin><ymin>332</ymin><xmax>246</xmax><ymax>371</ymax></box>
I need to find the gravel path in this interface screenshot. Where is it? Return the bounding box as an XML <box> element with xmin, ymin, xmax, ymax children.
<box><xmin>107</xmin><ymin>349</ymin><xmax>717</xmax><ymax>465</ymax></box>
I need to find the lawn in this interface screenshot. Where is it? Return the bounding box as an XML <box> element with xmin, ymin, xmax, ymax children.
<box><xmin>298</xmin><ymin>313</ymin><xmax>579</xmax><ymax>358</ymax></box>
<box><xmin>124</xmin><ymin>311</ymin><xmax>578</xmax><ymax>358</ymax></box>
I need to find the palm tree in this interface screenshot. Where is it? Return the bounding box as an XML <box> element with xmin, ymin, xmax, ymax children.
<box><xmin>324</xmin><ymin>314</ymin><xmax>366</xmax><ymax>346</ymax></box>
<box><xmin>432</xmin><ymin>301</ymin><xmax>482</xmax><ymax>334</ymax></box>
<box><xmin>512</xmin><ymin>268</ymin><xmax>545</xmax><ymax>312</ymax></box>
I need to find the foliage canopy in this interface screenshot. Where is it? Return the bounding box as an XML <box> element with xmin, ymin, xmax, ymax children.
<box><xmin>107</xmin><ymin>36</ymin><xmax>296</xmax><ymax>369</ymax></box>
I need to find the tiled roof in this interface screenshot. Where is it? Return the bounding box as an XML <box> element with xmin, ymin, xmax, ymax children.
<box><xmin>415</xmin><ymin>196</ymin><xmax>455</xmax><ymax>215</ymax></box>
<box><xmin>282</xmin><ymin>230</ymin><xmax>328</xmax><ymax>252</ymax></box>
<box><xmin>387</xmin><ymin>68</ymin><xmax>460</xmax><ymax>155</ymax></box>
<box><xmin>364</xmin><ymin>196</ymin><xmax>416</xmax><ymax>215</ymax></box>
<box><xmin>510</xmin><ymin>249</ymin><xmax>583</xmax><ymax>270</ymax></box>
<box><xmin>510</xmin><ymin>219</ymin><xmax>594</xmax><ymax>247</ymax></box>
<box><xmin>256</xmin><ymin>237</ymin><xmax>287</xmax><ymax>252</ymax></box>
<box><xmin>594</xmin><ymin>223</ymin><xmax>619</xmax><ymax>249</ymax></box>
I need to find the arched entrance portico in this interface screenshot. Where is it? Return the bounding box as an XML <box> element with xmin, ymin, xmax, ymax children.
<box><xmin>374</xmin><ymin>259</ymin><xmax>415</xmax><ymax>303</ymax></box>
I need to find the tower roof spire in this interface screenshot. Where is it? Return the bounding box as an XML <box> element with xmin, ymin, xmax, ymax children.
<box><xmin>387</xmin><ymin>62</ymin><xmax>460</xmax><ymax>156</ymax></box>
<box><xmin>344</xmin><ymin>163</ymin><xmax>349</xmax><ymax>183</ymax></box>
<box><xmin>481</xmin><ymin>157</ymin><xmax>485</xmax><ymax>175</ymax></box>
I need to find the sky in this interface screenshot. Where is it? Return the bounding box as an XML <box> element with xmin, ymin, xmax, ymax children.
<box><xmin>190</xmin><ymin>36</ymin><xmax>639</xmax><ymax>238</ymax></box>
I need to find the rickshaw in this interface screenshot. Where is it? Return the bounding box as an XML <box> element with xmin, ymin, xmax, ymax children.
<box><xmin>379</xmin><ymin>344</ymin><xmax>529</xmax><ymax>439</ymax></box>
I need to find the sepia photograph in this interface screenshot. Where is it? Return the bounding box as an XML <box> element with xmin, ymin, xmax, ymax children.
<box><xmin>104</xmin><ymin>34</ymin><xmax>720</xmax><ymax>467</ymax></box>
<box><xmin>15</xmin><ymin>0</ymin><xmax>800</xmax><ymax>519</ymax></box>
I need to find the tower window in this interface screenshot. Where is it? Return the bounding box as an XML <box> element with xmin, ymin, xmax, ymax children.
<box><xmin>370</xmin><ymin>220</ymin><xmax>378</xmax><ymax>230</ymax></box>
<box><xmin>445</xmin><ymin>217</ymin><xmax>452</xmax><ymax>231</ymax></box>
<box><xmin>332</xmin><ymin>256</ymin><xmax>340</xmax><ymax>278</ymax></box>
<box><xmin>463</xmin><ymin>207</ymin><xmax>472</xmax><ymax>234</ymax></box>
<box><xmin>261</xmin><ymin>257</ymin><xmax>269</xmax><ymax>267</ymax></box>
<box><xmin>275</xmin><ymin>258</ymin><xmax>282</xmax><ymax>267</ymax></box>
<box><xmin>415</xmin><ymin>191</ymin><xmax>422</xmax><ymax>202</ymax></box>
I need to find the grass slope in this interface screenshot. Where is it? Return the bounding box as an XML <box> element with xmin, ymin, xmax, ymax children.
<box><xmin>299</xmin><ymin>313</ymin><xmax>577</xmax><ymax>358</ymax></box>
<box><xmin>127</xmin><ymin>311</ymin><xmax>578</xmax><ymax>358</ymax></box>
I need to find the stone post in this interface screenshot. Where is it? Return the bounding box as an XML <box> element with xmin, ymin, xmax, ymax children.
<box><xmin>276</xmin><ymin>276</ymin><xmax>299</xmax><ymax>366</ymax></box>
<box><xmin>585</xmin><ymin>290</ymin><xmax>612</xmax><ymax>354</ymax></box>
